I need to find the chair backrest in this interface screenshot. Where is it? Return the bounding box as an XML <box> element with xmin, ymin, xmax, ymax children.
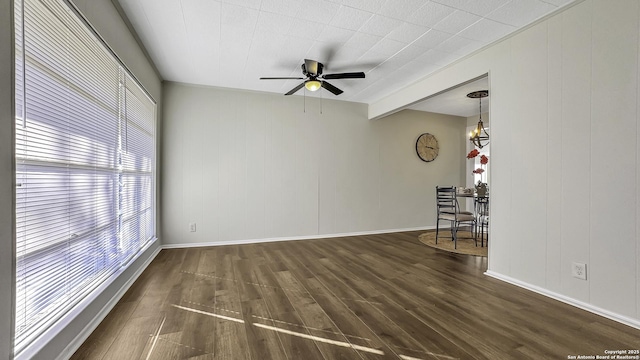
<box><xmin>436</xmin><ymin>186</ymin><xmax>456</xmax><ymax>214</ymax></box>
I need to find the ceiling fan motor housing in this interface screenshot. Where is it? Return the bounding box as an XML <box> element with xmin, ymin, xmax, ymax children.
<box><xmin>302</xmin><ymin>62</ymin><xmax>323</xmax><ymax>77</ymax></box>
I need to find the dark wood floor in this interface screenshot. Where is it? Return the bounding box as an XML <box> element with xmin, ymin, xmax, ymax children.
<box><xmin>72</xmin><ymin>231</ymin><xmax>640</xmax><ymax>360</ymax></box>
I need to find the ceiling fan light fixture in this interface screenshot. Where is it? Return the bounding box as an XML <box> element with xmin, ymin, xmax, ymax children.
<box><xmin>305</xmin><ymin>79</ymin><xmax>321</xmax><ymax>92</ymax></box>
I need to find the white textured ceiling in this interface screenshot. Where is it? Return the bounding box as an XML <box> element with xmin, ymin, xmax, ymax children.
<box><xmin>409</xmin><ymin>76</ymin><xmax>489</xmax><ymax>117</ymax></box>
<box><xmin>117</xmin><ymin>0</ymin><xmax>576</xmax><ymax>107</ymax></box>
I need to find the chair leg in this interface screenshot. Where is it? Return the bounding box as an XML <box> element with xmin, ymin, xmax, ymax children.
<box><xmin>436</xmin><ymin>219</ymin><xmax>440</xmax><ymax>244</ymax></box>
<box><xmin>450</xmin><ymin>221</ymin><xmax>455</xmax><ymax>242</ymax></box>
<box><xmin>483</xmin><ymin>220</ymin><xmax>488</xmax><ymax>247</ymax></box>
<box><xmin>474</xmin><ymin>222</ymin><xmax>478</xmax><ymax>247</ymax></box>
<box><xmin>453</xmin><ymin>221</ymin><xmax>457</xmax><ymax>249</ymax></box>
<box><xmin>478</xmin><ymin>220</ymin><xmax>484</xmax><ymax>247</ymax></box>
<box><xmin>482</xmin><ymin>224</ymin><xmax>489</xmax><ymax>246</ymax></box>
<box><xmin>455</xmin><ymin>226</ymin><xmax>458</xmax><ymax>249</ymax></box>
<box><xmin>474</xmin><ymin>219</ymin><xmax>478</xmax><ymax>244</ymax></box>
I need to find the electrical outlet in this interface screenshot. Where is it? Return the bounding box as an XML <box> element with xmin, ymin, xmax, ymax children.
<box><xmin>189</xmin><ymin>222</ymin><xmax>196</xmax><ymax>232</ymax></box>
<box><xmin>572</xmin><ymin>262</ymin><xmax>587</xmax><ymax>280</ymax></box>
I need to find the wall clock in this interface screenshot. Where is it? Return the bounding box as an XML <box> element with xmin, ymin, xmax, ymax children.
<box><xmin>416</xmin><ymin>133</ymin><xmax>439</xmax><ymax>162</ymax></box>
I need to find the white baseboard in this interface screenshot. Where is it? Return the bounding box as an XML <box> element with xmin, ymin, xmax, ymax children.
<box><xmin>162</xmin><ymin>225</ymin><xmax>440</xmax><ymax>249</ymax></box>
<box><xmin>485</xmin><ymin>270</ymin><xmax>640</xmax><ymax>330</ymax></box>
<box><xmin>55</xmin><ymin>244</ymin><xmax>163</xmax><ymax>360</ymax></box>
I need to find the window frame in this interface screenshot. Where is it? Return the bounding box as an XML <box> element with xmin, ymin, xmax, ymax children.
<box><xmin>13</xmin><ymin>0</ymin><xmax>158</xmax><ymax>357</ymax></box>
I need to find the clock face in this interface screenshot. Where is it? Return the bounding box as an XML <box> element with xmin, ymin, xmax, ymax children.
<box><xmin>416</xmin><ymin>133</ymin><xmax>439</xmax><ymax>162</ymax></box>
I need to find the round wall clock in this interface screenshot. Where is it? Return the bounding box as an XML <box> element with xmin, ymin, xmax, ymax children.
<box><xmin>416</xmin><ymin>133</ymin><xmax>439</xmax><ymax>162</ymax></box>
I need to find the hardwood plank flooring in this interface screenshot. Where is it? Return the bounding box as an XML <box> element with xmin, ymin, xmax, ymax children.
<box><xmin>72</xmin><ymin>231</ymin><xmax>640</xmax><ymax>359</ymax></box>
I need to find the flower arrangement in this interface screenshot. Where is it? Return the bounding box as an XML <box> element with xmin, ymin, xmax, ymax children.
<box><xmin>467</xmin><ymin>150</ymin><xmax>489</xmax><ymax>183</ymax></box>
<box><xmin>468</xmin><ymin>149</ymin><xmax>489</xmax><ymax>196</ymax></box>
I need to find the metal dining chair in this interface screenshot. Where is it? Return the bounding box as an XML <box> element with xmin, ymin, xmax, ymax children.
<box><xmin>474</xmin><ymin>196</ymin><xmax>489</xmax><ymax>247</ymax></box>
<box><xmin>435</xmin><ymin>186</ymin><xmax>476</xmax><ymax>249</ymax></box>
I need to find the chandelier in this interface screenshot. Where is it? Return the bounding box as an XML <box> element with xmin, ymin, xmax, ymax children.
<box><xmin>467</xmin><ymin>90</ymin><xmax>489</xmax><ymax>149</ymax></box>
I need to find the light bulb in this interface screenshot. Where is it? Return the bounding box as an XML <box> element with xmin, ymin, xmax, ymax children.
<box><xmin>305</xmin><ymin>80</ymin><xmax>321</xmax><ymax>92</ymax></box>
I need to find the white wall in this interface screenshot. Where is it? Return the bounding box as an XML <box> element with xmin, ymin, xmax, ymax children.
<box><xmin>0</xmin><ymin>0</ymin><xmax>163</xmax><ymax>359</ymax></box>
<box><xmin>370</xmin><ymin>0</ymin><xmax>640</xmax><ymax>327</ymax></box>
<box><xmin>162</xmin><ymin>82</ymin><xmax>466</xmax><ymax>246</ymax></box>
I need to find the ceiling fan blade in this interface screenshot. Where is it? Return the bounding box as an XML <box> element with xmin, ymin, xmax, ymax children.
<box><xmin>260</xmin><ymin>77</ymin><xmax>304</xmax><ymax>80</ymax></box>
<box><xmin>327</xmin><ymin>61</ymin><xmax>382</xmax><ymax>72</ymax></box>
<box><xmin>285</xmin><ymin>82</ymin><xmax>305</xmax><ymax>96</ymax></box>
<box><xmin>321</xmin><ymin>81</ymin><xmax>343</xmax><ymax>96</ymax></box>
<box><xmin>322</xmin><ymin>45</ymin><xmax>338</xmax><ymax>69</ymax></box>
<box><xmin>322</xmin><ymin>72</ymin><xmax>365</xmax><ymax>80</ymax></box>
<box><xmin>304</xmin><ymin>59</ymin><xmax>319</xmax><ymax>75</ymax></box>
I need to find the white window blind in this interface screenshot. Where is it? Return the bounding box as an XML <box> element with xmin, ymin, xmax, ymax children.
<box><xmin>119</xmin><ymin>72</ymin><xmax>155</xmax><ymax>262</ymax></box>
<box><xmin>14</xmin><ymin>0</ymin><xmax>156</xmax><ymax>353</ymax></box>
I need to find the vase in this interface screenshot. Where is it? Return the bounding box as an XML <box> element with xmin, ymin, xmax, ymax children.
<box><xmin>475</xmin><ymin>182</ymin><xmax>488</xmax><ymax>197</ymax></box>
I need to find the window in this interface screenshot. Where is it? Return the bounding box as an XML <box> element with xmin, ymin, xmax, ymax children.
<box><xmin>14</xmin><ymin>0</ymin><xmax>156</xmax><ymax>354</ymax></box>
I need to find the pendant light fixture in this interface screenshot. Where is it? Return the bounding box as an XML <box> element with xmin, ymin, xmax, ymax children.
<box><xmin>467</xmin><ymin>90</ymin><xmax>489</xmax><ymax>149</ymax></box>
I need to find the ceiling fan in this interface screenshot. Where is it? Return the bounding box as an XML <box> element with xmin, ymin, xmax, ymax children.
<box><xmin>260</xmin><ymin>59</ymin><xmax>365</xmax><ymax>96</ymax></box>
